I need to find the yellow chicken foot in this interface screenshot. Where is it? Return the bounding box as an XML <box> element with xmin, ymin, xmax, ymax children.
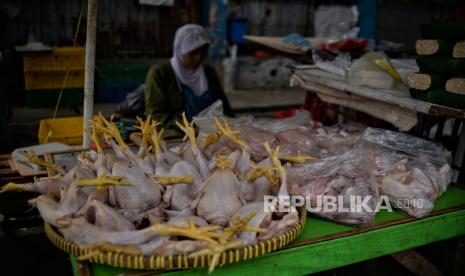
<box><xmin>33</xmin><ymin>175</ymin><xmax>62</xmax><ymax>183</ymax></box>
<box><xmin>213</xmin><ymin>117</ymin><xmax>248</xmax><ymax>149</ymax></box>
<box><xmin>149</xmin><ymin>126</ymin><xmax>164</xmax><ymax>154</ymax></box>
<box><xmin>87</xmin><ymin>120</ymin><xmax>103</xmax><ymax>153</ymax></box>
<box><xmin>89</xmin><ymin>116</ymin><xmax>107</xmax><ymax>137</ymax></box>
<box><xmin>78</xmin><ymin>242</ymin><xmax>141</xmax><ymax>261</ymax></box>
<box><xmin>215</xmin><ymin>154</ymin><xmax>233</xmax><ymax>170</ymax></box>
<box><xmin>262</xmin><ymin>170</ymin><xmax>280</xmax><ymax>186</ymax></box>
<box><xmin>201</xmin><ymin>131</ymin><xmax>222</xmax><ymax>148</ymax></box>
<box><xmin>282</xmin><ymin>151</ymin><xmax>317</xmax><ymax>164</ymax></box>
<box><xmin>185</xmin><ymin>219</ymin><xmax>220</xmax><ymax>233</ymax></box>
<box><xmin>135</xmin><ymin>115</ymin><xmax>155</xmax><ymax>149</ymax></box>
<box><xmin>97</xmin><ymin>113</ymin><xmax>128</xmax><ymax>150</ymax></box>
<box><xmin>187</xmin><ymin>210</ymin><xmax>265</xmax><ymax>273</ymax></box>
<box><xmin>263</xmin><ymin>142</ymin><xmax>286</xmax><ymax>177</ymax></box>
<box><xmin>153</xmin><ymin>220</ymin><xmax>221</xmax><ymax>244</ymax></box>
<box><xmin>19</xmin><ymin>151</ymin><xmax>60</xmax><ymax>171</ymax></box>
<box><xmin>154</xmin><ymin>174</ymin><xmax>194</xmax><ymax>185</ymax></box>
<box><xmin>246</xmin><ymin>164</ymin><xmax>280</xmax><ymax>186</ymax></box>
<box><xmin>75</xmin><ymin>173</ymin><xmax>132</xmax><ymax>187</ymax></box>
<box><xmin>246</xmin><ymin>164</ymin><xmax>279</xmax><ymax>186</ymax></box>
<box><xmin>189</xmin><ymin>239</ymin><xmax>245</xmax><ymax>273</ymax></box>
<box><xmin>176</xmin><ymin>112</ymin><xmax>197</xmax><ymax>151</ymax></box>
<box><xmin>219</xmin><ymin>210</ymin><xmax>266</xmax><ymax>243</ymax></box>
<box><xmin>245</xmin><ymin>164</ymin><xmax>262</xmax><ymax>182</ymax></box>
<box><xmin>0</xmin><ymin>183</ymin><xmax>25</xmax><ymax>193</ymax></box>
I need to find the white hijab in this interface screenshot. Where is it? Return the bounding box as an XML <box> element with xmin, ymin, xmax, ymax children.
<box><xmin>170</xmin><ymin>24</ymin><xmax>211</xmax><ymax>97</ymax></box>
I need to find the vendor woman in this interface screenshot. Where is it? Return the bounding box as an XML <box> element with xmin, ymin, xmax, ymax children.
<box><xmin>145</xmin><ymin>24</ymin><xmax>232</xmax><ymax>136</ymax></box>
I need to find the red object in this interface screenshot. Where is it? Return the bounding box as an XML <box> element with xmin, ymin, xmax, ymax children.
<box><xmin>273</xmin><ymin>108</ymin><xmax>296</xmax><ymax>119</ymax></box>
<box><xmin>322</xmin><ymin>39</ymin><xmax>369</xmax><ymax>53</ymax></box>
<box><xmin>254</xmin><ymin>50</ymin><xmax>270</xmax><ymax>59</ymax></box>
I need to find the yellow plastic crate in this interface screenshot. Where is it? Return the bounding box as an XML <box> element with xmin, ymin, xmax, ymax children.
<box><xmin>23</xmin><ymin>47</ymin><xmax>85</xmax><ymax>72</ymax></box>
<box><xmin>23</xmin><ymin>47</ymin><xmax>85</xmax><ymax>90</ymax></box>
<box><xmin>24</xmin><ymin>71</ymin><xmax>84</xmax><ymax>90</ymax></box>
<box><xmin>38</xmin><ymin>116</ymin><xmax>85</xmax><ymax>145</ymax></box>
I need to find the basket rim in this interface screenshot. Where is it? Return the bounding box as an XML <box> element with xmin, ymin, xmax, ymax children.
<box><xmin>45</xmin><ymin>207</ymin><xmax>307</xmax><ymax>271</ymax></box>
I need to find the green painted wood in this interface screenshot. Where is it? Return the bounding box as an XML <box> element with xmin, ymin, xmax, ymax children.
<box><xmin>164</xmin><ymin>210</ymin><xmax>465</xmax><ymax>276</ymax></box>
<box><xmin>427</xmin><ymin>89</ymin><xmax>465</xmax><ymax>109</ymax></box>
<box><xmin>70</xmin><ymin>186</ymin><xmax>465</xmax><ymax>276</ymax></box>
<box><xmin>70</xmin><ymin>255</ymin><xmax>79</xmax><ymax>275</ymax></box>
<box><xmin>421</xmin><ymin>22</ymin><xmax>465</xmax><ymax>41</ymax></box>
<box><xmin>417</xmin><ymin>57</ymin><xmax>465</xmax><ymax>75</ymax></box>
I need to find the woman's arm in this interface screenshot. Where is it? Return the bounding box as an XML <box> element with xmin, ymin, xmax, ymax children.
<box><xmin>144</xmin><ymin>64</ymin><xmax>182</xmax><ymax>137</ymax></box>
<box><xmin>206</xmin><ymin>65</ymin><xmax>234</xmax><ymax>117</ymax></box>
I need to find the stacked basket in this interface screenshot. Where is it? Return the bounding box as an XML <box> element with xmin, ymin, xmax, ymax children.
<box><xmin>22</xmin><ymin>47</ymin><xmax>85</xmax><ymax>108</ymax></box>
<box><xmin>408</xmin><ymin>22</ymin><xmax>465</xmax><ymax>109</ymax></box>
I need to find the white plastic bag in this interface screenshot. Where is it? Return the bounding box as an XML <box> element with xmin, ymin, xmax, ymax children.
<box><xmin>346</xmin><ymin>52</ymin><xmax>403</xmax><ymax>90</ymax></box>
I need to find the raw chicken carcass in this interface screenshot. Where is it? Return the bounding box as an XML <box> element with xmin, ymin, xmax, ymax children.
<box><xmin>231</xmin><ymin>202</ymin><xmax>272</xmax><ymax>245</ymax></box>
<box><xmin>95</xmin><ymin>115</ymin><xmax>155</xmax><ymax>175</ymax></box>
<box><xmin>157</xmin><ymin>161</ymin><xmax>201</xmax><ymax>211</ymax></box>
<box><xmin>111</xmin><ymin>162</ymin><xmax>161</xmax><ymax>210</ymax></box>
<box><xmin>80</xmin><ymin>200</ymin><xmax>135</xmax><ymax>231</ymax></box>
<box><xmin>374</xmin><ymin>151</ymin><xmax>452</xmax><ymax>218</ymax></box>
<box><xmin>176</xmin><ymin>112</ymin><xmax>210</xmax><ymax>178</ymax></box>
<box><xmin>225</xmin><ymin>126</ymin><xmax>278</xmax><ymax>162</ymax></box>
<box><xmin>193</xmin><ymin>155</ymin><xmax>245</xmax><ymax>226</ymax></box>
<box><xmin>1</xmin><ymin>175</ymin><xmax>65</xmax><ymax>199</ymax></box>
<box><xmin>244</xmin><ymin>157</ymin><xmax>279</xmax><ymax>202</ymax></box>
<box><xmin>364</xmin><ymin>127</ymin><xmax>452</xmax><ymax>218</ymax></box>
<box><xmin>257</xmin><ymin>209</ymin><xmax>299</xmax><ymax>241</ymax></box>
<box><xmin>29</xmin><ymin>195</ymin><xmax>70</xmax><ymax>227</ymax></box>
<box><xmin>27</xmin><ymin>181</ymin><xmax>86</xmax><ymax>227</ymax></box>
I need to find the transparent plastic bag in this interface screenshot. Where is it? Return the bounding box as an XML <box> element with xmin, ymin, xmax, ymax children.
<box><xmin>225</xmin><ymin>126</ymin><xmax>279</xmax><ymax>161</ymax></box>
<box><xmin>373</xmin><ymin>150</ymin><xmax>452</xmax><ymax>218</ymax></box>
<box><xmin>362</xmin><ymin>127</ymin><xmax>452</xmax><ymax>165</ymax></box>
<box><xmin>365</xmin><ymin>127</ymin><xmax>453</xmax><ymax>217</ymax></box>
<box><xmin>287</xmin><ymin>146</ymin><xmax>379</xmax><ymax>226</ymax></box>
<box><xmin>251</xmin><ymin>109</ymin><xmax>312</xmax><ymax>133</ymax></box>
<box><xmin>276</xmin><ymin>126</ymin><xmax>320</xmax><ymax>158</ymax></box>
<box><xmin>194</xmin><ymin>100</ymin><xmax>253</xmax><ymax>138</ymax></box>
<box><xmin>311</xmin><ymin>123</ymin><xmax>365</xmax><ymax>157</ymax></box>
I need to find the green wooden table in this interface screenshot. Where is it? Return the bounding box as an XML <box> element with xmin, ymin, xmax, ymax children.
<box><xmin>70</xmin><ymin>185</ymin><xmax>465</xmax><ymax>276</ymax></box>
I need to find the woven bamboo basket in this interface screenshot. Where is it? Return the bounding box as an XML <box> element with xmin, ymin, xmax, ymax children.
<box><xmin>44</xmin><ymin>207</ymin><xmax>306</xmax><ymax>271</ymax></box>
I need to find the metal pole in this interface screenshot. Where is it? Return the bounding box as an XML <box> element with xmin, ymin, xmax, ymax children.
<box><xmin>82</xmin><ymin>0</ymin><xmax>97</xmax><ymax>148</ymax></box>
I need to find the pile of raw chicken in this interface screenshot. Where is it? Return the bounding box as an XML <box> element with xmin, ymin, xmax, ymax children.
<box><xmin>1</xmin><ymin>113</ymin><xmax>302</xmax><ymax>272</ymax></box>
<box><xmin>1</xmin><ymin>109</ymin><xmax>453</xmax><ymax>272</ymax></box>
